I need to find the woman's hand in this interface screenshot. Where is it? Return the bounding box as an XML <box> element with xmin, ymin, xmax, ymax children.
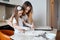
<box><xmin>31</xmin><ymin>25</ymin><xmax>35</xmax><ymax>30</ymax></box>
<box><xmin>30</xmin><ymin>23</ymin><xmax>35</xmax><ymax>30</ymax></box>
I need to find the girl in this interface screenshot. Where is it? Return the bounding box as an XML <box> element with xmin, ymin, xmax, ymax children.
<box><xmin>7</xmin><ymin>5</ymin><xmax>31</xmax><ymax>33</ymax></box>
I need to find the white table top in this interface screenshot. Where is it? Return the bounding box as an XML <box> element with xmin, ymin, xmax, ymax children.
<box><xmin>11</xmin><ymin>28</ymin><xmax>57</xmax><ymax>40</ymax></box>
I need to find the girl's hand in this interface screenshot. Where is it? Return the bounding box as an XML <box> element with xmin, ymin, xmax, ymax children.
<box><xmin>19</xmin><ymin>29</ymin><xmax>25</xmax><ymax>33</ymax></box>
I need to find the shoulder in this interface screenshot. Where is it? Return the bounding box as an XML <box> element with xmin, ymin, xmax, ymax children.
<box><xmin>13</xmin><ymin>17</ymin><xmax>17</xmax><ymax>23</ymax></box>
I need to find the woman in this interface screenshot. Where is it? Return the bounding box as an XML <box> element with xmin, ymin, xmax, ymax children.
<box><xmin>22</xmin><ymin>1</ymin><xmax>35</xmax><ymax>30</ymax></box>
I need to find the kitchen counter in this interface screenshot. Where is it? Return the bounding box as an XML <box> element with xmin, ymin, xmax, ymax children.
<box><xmin>0</xmin><ymin>20</ymin><xmax>57</xmax><ymax>40</ymax></box>
<box><xmin>11</xmin><ymin>28</ymin><xmax>57</xmax><ymax>40</ymax></box>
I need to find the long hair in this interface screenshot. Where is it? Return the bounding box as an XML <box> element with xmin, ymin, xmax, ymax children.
<box><xmin>22</xmin><ymin>1</ymin><xmax>33</xmax><ymax>16</ymax></box>
<box><xmin>12</xmin><ymin>5</ymin><xmax>25</xmax><ymax>25</ymax></box>
<box><xmin>22</xmin><ymin>1</ymin><xmax>33</xmax><ymax>24</ymax></box>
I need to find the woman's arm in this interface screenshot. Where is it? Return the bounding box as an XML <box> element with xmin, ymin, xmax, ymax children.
<box><xmin>23</xmin><ymin>21</ymin><xmax>32</xmax><ymax>27</ymax></box>
<box><xmin>23</xmin><ymin>21</ymin><xmax>35</xmax><ymax>30</ymax></box>
<box><xmin>29</xmin><ymin>12</ymin><xmax>35</xmax><ymax>28</ymax></box>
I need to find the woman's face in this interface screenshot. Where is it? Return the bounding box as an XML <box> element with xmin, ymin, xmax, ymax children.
<box><xmin>25</xmin><ymin>6</ymin><xmax>31</xmax><ymax>13</ymax></box>
<box><xmin>18</xmin><ymin>10</ymin><xmax>23</xmax><ymax>17</ymax></box>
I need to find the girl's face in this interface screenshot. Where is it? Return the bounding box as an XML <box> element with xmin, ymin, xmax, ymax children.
<box><xmin>18</xmin><ymin>10</ymin><xmax>23</xmax><ymax>17</ymax></box>
<box><xmin>25</xmin><ymin>6</ymin><xmax>31</xmax><ymax>13</ymax></box>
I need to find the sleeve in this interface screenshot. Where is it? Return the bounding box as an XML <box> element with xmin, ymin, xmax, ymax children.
<box><xmin>13</xmin><ymin>18</ymin><xmax>17</xmax><ymax>24</ymax></box>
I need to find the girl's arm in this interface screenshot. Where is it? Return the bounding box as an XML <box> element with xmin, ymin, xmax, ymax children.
<box><xmin>6</xmin><ymin>13</ymin><xmax>14</xmax><ymax>26</ymax></box>
<box><xmin>6</xmin><ymin>17</ymin><xmax>25</xmax><ymax>32</ymax></box>
<box><xmin>12</xmin><ymin>23</ymin><xmax>25</xmax><ymax>33</ymax></box>
<box><xmin>7</xmin><ymin>20</ymin><xmax>25</xmax><ymax>32</ymax></box>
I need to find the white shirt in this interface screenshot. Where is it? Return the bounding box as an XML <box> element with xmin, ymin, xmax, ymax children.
<box><xmin>13</xmin><ymin>17</ymin><xmax>30</xmax><ymax>33</ymax></box>
<box><xmin>13</xmin><ymin>18</ymin><xmax>23</xmax><ymax>26</ymax></box>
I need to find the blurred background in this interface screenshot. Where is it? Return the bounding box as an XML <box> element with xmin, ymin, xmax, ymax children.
<box><xmin>0</xmin><ymin>0</ymin><xmax>49</xmax><ymax>26</ymax></box>
<box><xmin>0</xmin><ymin>0</ymin><xmax>60</xmax><ymax>30</ymax></box>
